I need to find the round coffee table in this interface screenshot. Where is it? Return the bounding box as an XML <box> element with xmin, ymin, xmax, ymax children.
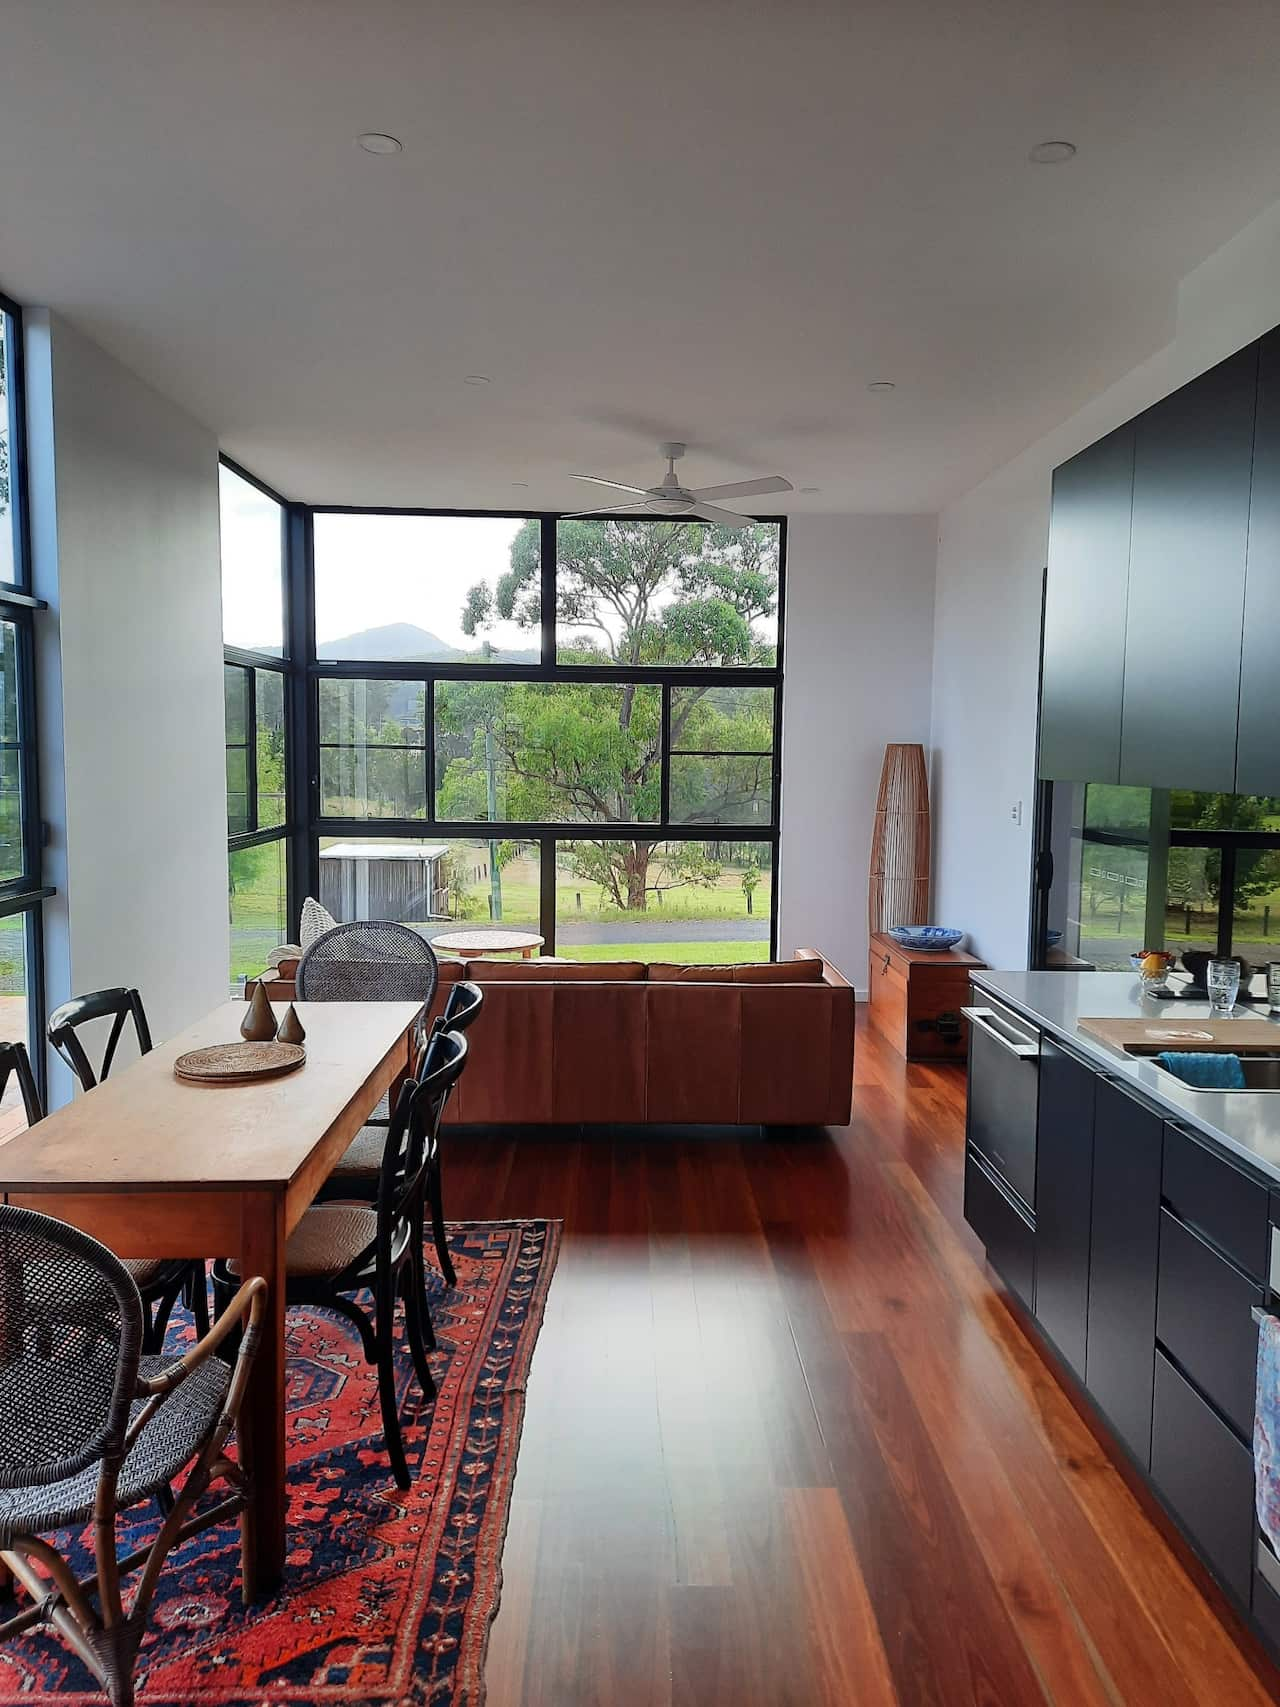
<box><xmin>431</xmin><ymin>927</ymin><xmax>546</xmax><ymax>960</ymax></box>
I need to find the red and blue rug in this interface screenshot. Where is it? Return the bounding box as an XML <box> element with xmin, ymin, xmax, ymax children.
<box><xmin>0</xmin><ymin>1219</ymin><xmax>559</xmax><ymax>1706</ymax></box>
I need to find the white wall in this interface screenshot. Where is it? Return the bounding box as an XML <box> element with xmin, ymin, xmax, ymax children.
<box><xmin>779</xmin><ymin>513</ymin><xmax>938</xmax><ymax>990</ymax></box>
<box><xmin>931</xmin><ymin>197</ymin><xmax>1280</xmax><ymax>971</ymax></box>
<box><xmin>25</xmin><ymin>311</ymin><xmax>227</xmax><ymax>1100</ymax></box>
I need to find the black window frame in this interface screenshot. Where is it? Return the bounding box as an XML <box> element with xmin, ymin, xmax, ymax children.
<box><xmin>299</xmin><ymin>505</ymin><xmax>786</xmax><ymax>958</ymax></box>
<box><xmin>0</xmin><ymin>288</ymin><xmax>52</xmax><ymax>1102</ymax></box>
<box><xmin>221</xmin><ymin>457</ymin><xmax>303</xmax><ymax>984</ymax></box>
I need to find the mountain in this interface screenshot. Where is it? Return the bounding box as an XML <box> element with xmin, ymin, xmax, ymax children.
<box><xmin>315</xmin><ymin>622</ymin><xmax>538</xmax><ymax>665</ymax></box>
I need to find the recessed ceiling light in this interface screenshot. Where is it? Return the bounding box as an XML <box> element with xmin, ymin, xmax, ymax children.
<box><xmin>800</xmin><ymin>486</ymin><xmax>821</xmax><ymax>494</ymax></box>
<box><xmin>356</xmin><ymin>132</ymin><xmax>403</xmax><ymax>155</ymax></box>
<box><xmin>463</xmin><ymin>374</ymin><xmax>492</xmax><ymax>386</ymax></box>
<box><xmin>867</xmin><ymin>380</ymin><xmax>896</xmax><ymax>394</ymax></box>
<box><xmin>1029</xmin><ymin>139</ymin><xmax>1077</xmax><ymax>165</ymax></box>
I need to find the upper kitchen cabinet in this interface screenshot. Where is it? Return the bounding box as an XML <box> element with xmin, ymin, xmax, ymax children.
<box><xmin>1118</xmin><ymin>345</ymin><xmax>1258</xmax><ymax>791</ymax></box>
<box><xmin>1237</xmin><ymin>329</ymin><xmax>1280</xmax><ymax>796</ymax></box>
<box><xmin>1039</xmin><ymin>423</ymin><xmax>1135</xmax><ymax>782</ymax></box>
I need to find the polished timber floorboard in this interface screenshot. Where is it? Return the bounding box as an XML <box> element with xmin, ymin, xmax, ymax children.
<box><xmin>446</xmin><ymin>1012</ymin><xmax>1280</xmax><ymax>1706</ymax></box>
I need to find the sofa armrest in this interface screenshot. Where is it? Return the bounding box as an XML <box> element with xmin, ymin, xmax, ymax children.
<box><xmin>793</xmin><ymin>947</ymin><xmax>852</xmax><ymax>990</ymax></box>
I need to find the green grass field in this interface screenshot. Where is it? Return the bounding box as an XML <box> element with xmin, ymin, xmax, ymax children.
<box><xmin>557</xmin><ymin>939</ymin><xmax>766</xmax><ymax>964</ymax></box>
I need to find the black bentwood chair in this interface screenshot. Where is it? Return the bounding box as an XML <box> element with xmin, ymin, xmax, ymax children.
<box><xmin>321</xmin><ymin>980</ymin><xmax>483</xmax><ymax>1290</ymax></box>
<box><xmin>218</xmin><ymin>1031</ymin><xmax>468</xmax><ymax>1489</ymax></box>
<box><xmin>47</xmin><ymin>989</ymin><xmax>210</xmax><ymax>1351</ymax></box>
<box><xmin>0</xmin><ymin>1203</ymin><xmax>265</xmax><ymax>1707</ymax></box>
<box><xmin>0</xmin><ymin>1040</ymin><xmax>41</xmax><ymax>1131</ymax></box>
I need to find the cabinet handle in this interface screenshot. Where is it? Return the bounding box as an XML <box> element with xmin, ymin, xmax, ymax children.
<box><xmin>961</xmin><ymin>1006</ymin><xmax>1040</xmax><ymax>1061</ymax></box>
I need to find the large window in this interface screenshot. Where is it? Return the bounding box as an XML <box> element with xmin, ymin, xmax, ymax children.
<box><xmin>309</xmin><ymin>513</ymin><xmax>784</xmax><ymax>958</ymax></box>
<box><xmin>221</xmin><ymin>462</ymin><xmax>292</xmax><ymax>989</ymax></box>
<box><xmin>0</xmin><ymin>292</ymin><xmax>49</xmax><ymax>1126</ymax></box>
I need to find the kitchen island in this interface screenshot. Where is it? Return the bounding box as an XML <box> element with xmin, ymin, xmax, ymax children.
<box><xmin>964</xmin><ymin>968</ymin><xmax>1280</xmax><ymax>1658</ymax></box>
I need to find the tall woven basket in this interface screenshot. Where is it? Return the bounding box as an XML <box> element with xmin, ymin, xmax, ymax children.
<box><xmin>868</xmin><ymin>743</ymin><xmax>931</xmax><ymax>936</ymax></box>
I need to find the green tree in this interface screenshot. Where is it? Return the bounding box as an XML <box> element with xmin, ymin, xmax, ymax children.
<box><xmin>452</xmin><ymin>519</ymin><xmax>778</xmax><ymax>908</ymax></box>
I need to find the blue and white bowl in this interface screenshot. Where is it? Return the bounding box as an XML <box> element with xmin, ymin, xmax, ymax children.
<box><xmin>887</xmin><ymin>925</ymin><xmax>966</xmax><ymax>953</ymax></box>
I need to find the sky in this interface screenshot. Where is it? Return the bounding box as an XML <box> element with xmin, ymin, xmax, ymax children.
<box><xmin>219</xmin><ymin>466</ymin><xmax>530</xmax><ymax>652</ymax></box>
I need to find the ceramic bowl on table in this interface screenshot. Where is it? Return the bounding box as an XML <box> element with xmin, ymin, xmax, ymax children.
<box><xmin>886</xmin><ymin>926</ymin><xmax>966</xmax><ymax>953</ymax></box>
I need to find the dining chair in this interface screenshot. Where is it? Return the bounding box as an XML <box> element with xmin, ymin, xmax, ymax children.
<box><xmin>295</xmin><ymin>919</ymin><xmax>440</xmax><ymax>1008</ymax></box>
<box><xmin>321</xmin><ymin>981</ymin><xmax>482</xmax><ymax>1289</ymax></box>
<box><xmin>0</xmin><ymin>1039</ymin><xmax>42</xmax><ymax>1131</ymax></box>
<box><xmin>217</xmin><ymin>1031</ymin><xmax>468</xmax><ymax>1488</ymax></box>
<box><xmin>47</xmin><ymin>988</ymin><xmax>211</xmax><ymax>1350</ymax></box>
<box><xmin>0</xmin><ymin>1202</ymin><xmax>265</xmax><ymax>1707</ymax></box>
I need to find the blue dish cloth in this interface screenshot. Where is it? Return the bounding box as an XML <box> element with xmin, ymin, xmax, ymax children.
<box><xmin>1258</xmin><ymin>1313</ymin><xmax>1280</xmax><ymax>1553</ymax></box>
<box><xmin>1156</xmin><ymin>1050</ymin><xmax>1247</xmax><ymax>1089</ymax></box>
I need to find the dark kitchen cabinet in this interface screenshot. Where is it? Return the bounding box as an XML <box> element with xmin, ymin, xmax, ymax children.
<box><xmin>1237</xmin><ymin>327</ymin><xmax>1280</xmax><ymax>795</ymax></box>
<box><xmin>1039</xmin><ymin>424</ymin><xmax>1135</xmax><ymax>783</ymax></box>
<box><xmin>1033</xmin><ymin>1039</ymin><xmax>1095</xmax><ymax>1378</ymax></box>
<box><xmin>1119</xmin><ymin>344</ymin><xmax>1259</xmax><ymax>791</ymax></box>
<box><xmin>964</xmin><ymin>1149</ymin><xmax>1036</xmax><ymax>1311</ymax></box>
<box><xmin>1085</xmin><ymin>1080</ymin><xmax>1163</xmax><ymax>1467</ymax></box>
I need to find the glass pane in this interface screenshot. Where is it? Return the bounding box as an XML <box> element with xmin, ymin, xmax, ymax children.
<box><xmin>556</xmin><ymin>519</ymin><xmax>780</xmax><ymax>666</ymax></box>
<box><xmin>219</xmin><ymin>464</ymin><xmax>284</xmax><ymax>654</ymax></box>
<box><xmin>0</xmin><ymin>623</ymin><xmax>23</xmax><ymax>882</ymax></box>
<box><xmin>669</xmin><ymin>755</ymin><xmax>772</xmax><ymax>827</ymax></box>
<box><xmin>669</xmin><ymin>685</ymin><xmax>773</xmax><ymax>753</ymax></box>
<box><xmin>435</xmin><ymin>680</ymin><xmax>660</xmax><ymax>823</ymax></box>
<box><xmin>229</xmin><ymin>837</ymin><xmax>288</xmax><ymax>991</ymax></box>
<box><xmin>317</xmin><ymin>837</ymin><xmax>540</xmax><ymax>943</ymax></box>
<box><xmin>0</xmin><ymin>313</ymin><xmax>17</xmax><ymax>588</ymax></box>
<box><xmin>319</xmin><ymin>678</ymin><xmax>426</xmax><ymax>818</ymax></box>
<box><xmin>255</xmin><ymin>668</ymin><xmax>286</xmax><ymax>829</ymax></box>
<box><xmin>224</xmin><ymin>663</ymin><xmax>248</xmax><ymax>744</ymax></box>
<box><xmin>0</xmin><ymin>912</ymin><xmax>30</xmax><ymax>1137</ymax></box>
<box><xmin>1230</xmin><ymin>848</ymin><xmax>1280</xmax><ymax>968</ymax></box>
<box><xmin>313</xmin><ymin>514</ymin><xmax>540</xmax><ymax>664</ymax></box>
<box><xmin>555</xmin><ymin>838</ymin><xmax>771</xmax><ymax>963</ymax></box>
<box><xmin>226</xmin><ymin>747</ymin><xmax>250</xmax><ymax>837</ymax></box>
<box><xmin>1167</xmin><ymin>789</ymin><xmax>1280</xmax><ymax>831</ymax></box>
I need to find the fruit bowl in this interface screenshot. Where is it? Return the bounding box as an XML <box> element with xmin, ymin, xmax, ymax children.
<box><xmin>887</xmin><ymin>926</ymin><xmax>966</xmax><ymax>953</ymax></box>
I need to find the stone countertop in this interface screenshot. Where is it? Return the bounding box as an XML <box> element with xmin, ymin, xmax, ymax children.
<box><xmin>971</xmin><ymin>969</ymin><xmax>1280</xmax><ymax>1188</ymax></box>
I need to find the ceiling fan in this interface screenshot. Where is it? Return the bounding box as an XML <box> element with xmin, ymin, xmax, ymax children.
<box><xmin>566</xmin><ymin>442</ymin><xmax>791</xmax><ymax>530</ymax></box>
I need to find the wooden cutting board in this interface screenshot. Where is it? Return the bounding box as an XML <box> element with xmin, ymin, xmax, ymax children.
<box><xmin>1079</xmin><ymin>1016</ymin><xmax>1280</xmax><ymax>1055</ymax></box>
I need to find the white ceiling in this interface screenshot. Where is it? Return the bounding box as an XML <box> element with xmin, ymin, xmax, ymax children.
<box><xmin>4</xmin><ymin>0</ymin><xmax>1280</xmax><ymax>512</ymax></box>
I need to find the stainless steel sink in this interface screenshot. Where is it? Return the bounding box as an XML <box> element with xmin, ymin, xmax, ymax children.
<box><xmin>1145</xmin><ymin>1053</ymin><xmax>1280</xmax><ymax>1092</ymax></box>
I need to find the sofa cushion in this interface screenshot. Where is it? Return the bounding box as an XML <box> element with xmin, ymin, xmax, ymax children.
<box><xmin>465</xmin><ymin>959</ymin><xmax>647</xmax><ymax>981</ymax></box>
<box><xmin>648</xmin><ymin>959</ymin><xmax>825</xmax><ymax>984</ymax></box>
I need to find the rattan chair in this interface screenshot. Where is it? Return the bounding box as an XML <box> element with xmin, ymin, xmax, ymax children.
<box><xmin>321</xmin><ymin>981</ymin><xmax>483</xmax><ymax>1292</ymax></box>
<box><xmin>47</xmin><ymin>990</ymin><xmax>210</xmax><ymax>1352</ymax></box>
<box><xmin>217</xmin><ymin>1031</ymin><xmax>467</xmax><ymax>1489</ymax></box>
<box><xmin>0</xmin><ymin>1203</ymin><xmax>265</xmax><ymax>1707</ymax></box>
<box><xmin>294</xmin><ymin>919</ymin><xmax>440</xmax><ymax>1008</ymax></box>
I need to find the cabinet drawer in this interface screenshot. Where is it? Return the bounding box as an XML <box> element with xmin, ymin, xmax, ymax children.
<box><xmin>1151</xmin><ymin>1351</ymin><xmax>1255</xmax><ymax>1606</ymax></box>
<box><xmin>1157</xmin><ymin>1211</ymin><xmax>1262</xmax><ymax>1438</ymax></box>
<box><xmin>964</xmin><ymin>1149</ymin><xmax>1035</xmax><ymax>1311</ymax></box>
<box><xmin>1163</xmin><ymin>1123</ymin><xmax>1269</xmax><ymax>1280</ymax></box>
<box><xmin>1254</xmin><ymin>1540</ymin><xmax>1280</xmax><ymax>1657</ymax></box>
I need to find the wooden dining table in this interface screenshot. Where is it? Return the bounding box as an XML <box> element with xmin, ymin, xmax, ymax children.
<box><xmin>0</xmin><ymin>998</ymin><xmax>422</xmax><ymax>1596</ymax></box>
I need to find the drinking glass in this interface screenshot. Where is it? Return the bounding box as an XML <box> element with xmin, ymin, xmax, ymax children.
<box><xmin>1206</xmin><ymin>958</ymin><xmax>1241</xmax><ymax>1016</ymax></box>
<box><xmin>1268</xmin><ymin>962</ymin><xmax>1280</xmax><ymax>1013</ymax></box>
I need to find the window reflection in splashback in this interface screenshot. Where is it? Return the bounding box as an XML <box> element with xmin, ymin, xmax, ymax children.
<box><xmin>1038</xmin><ymin>782</ymin><xmax>1280</xmax><ymax>972</ymax></box>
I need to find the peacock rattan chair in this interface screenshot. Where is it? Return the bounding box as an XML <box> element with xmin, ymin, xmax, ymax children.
<box><xmin>47</xmin><ymin>989</ymin><xmax>210</xmax><ymax>1351</ymax></box>
<box><xmin>0</xmin><ymin>1203</ymin><xmax>265</xmax><ymax>1707</ymax></box>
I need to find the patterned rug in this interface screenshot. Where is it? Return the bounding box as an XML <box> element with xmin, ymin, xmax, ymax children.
<box><xmin>0</xmin><ymin>1219</ymin><xmax>559</xmax><ymax>1707</ymax></box>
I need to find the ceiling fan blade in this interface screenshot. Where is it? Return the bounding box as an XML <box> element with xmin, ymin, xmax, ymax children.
<box><xmin>561</xmin><ymin>501</ymin><xmax>655</xmax><ymax>520</ymax></box>
<box><xmin>568</xmin><ymin>473</ymin><xmax>652</xmax><ymax>497</ymax></box>
<box><xmin>687</xmin><ymin>475</ymin><xmax>793</xmax><ymax>502</ymax></box>
<box><xmin>687</xmin><ymin>502</ymin><xmax>753</xmax><ymax>530</ymax></box>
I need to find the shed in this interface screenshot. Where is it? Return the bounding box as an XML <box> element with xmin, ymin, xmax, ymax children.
<box><xmin>319</xmin><ymin>843</ymin><xmax>449</xmax><ymax>925</ymax></box>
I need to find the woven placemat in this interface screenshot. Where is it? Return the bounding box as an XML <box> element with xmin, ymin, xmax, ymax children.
<box><xmin>174</xmin><ymin>1041</ymin><xmax>305</xmax><ymax>1084</ymax></box>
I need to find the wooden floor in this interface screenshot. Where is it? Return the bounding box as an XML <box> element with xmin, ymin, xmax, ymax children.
<box><xmin>446</xmin><ymin>1011</ymin><xmax>1280</xmax><ymax>1706</ymax></box>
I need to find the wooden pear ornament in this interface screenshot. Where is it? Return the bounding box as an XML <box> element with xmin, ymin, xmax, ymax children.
<box><xmin>276</xmin><ymin>1003</ymin><xmax>306</xmax><ymax>1046</ymax></box>
<box><xmin>240</xmin><ymin>981</ymin><xmax>277</xmax><ymax>1042</ymax></box>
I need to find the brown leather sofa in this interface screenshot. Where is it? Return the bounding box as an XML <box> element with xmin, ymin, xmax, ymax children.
<box><xmin>251</xmin><ymin>948</ymin><xmax>854</xmax><ymax>1127</ymax></box>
